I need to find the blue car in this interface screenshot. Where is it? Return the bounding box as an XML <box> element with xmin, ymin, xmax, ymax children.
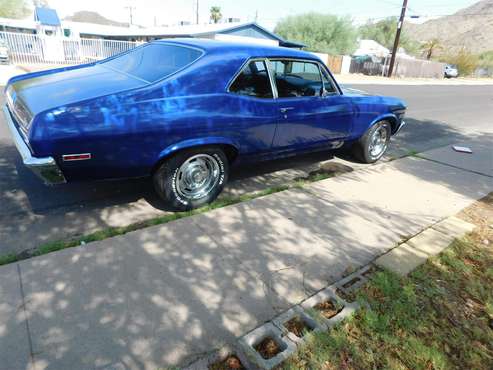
<box><xmin>4</xmin><ymin>39</ymin><xmax>406</xmax><ymax>210</ymax></box>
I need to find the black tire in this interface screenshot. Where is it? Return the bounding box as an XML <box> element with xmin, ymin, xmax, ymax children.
<box><xmin>352</xmin><ymin>121</ymin><xmax>391</xmax><ymax>163</ymax></box>
<box><xmin>153</xmin><ymin>146</ymin><xmax>228</xmax><ymax>211</ymax></box>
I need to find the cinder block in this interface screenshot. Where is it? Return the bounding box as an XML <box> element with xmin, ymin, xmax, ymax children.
<box><xmin>407</xmin><ymin>228</ymin><xmax>455</xmax><ymax>256</ymax></box>
<box><xmin>334</xmin><ymin>265</ymin><xmax>370</xmax><ymax>294</ymax></box>
<box><xmin>238</xmin><ymin>322</ymin><xmax>296</xmax><ymax>370</ymax></box>
<box><xmin>272</xmin><ymin>305</ymin><xmax>326</xmax><ymax>345</ymax></box>
<box><xmin>302</xmin><ymin>286</ymin><xmax>358</xmax><ymax>328</ymax></box>
<box><xmin>432</xmin><ymin>216</ymin><xmax>476</xmax><ymax>237</ymax></box>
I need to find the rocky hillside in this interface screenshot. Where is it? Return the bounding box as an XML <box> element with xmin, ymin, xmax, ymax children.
<box><xmin>405</xmin><ymin>0</ymin><xmax>493</xmax><ymax>54</ymax></box>
<box><xmin>64</xmin><ymin>11</ymin><xmax>129</xmax><ymax>27</ymax></box>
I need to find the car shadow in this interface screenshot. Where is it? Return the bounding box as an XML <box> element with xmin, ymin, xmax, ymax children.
<box><xmin>0</xmin><ymin>116</ymin><xmax>487</xmax><ymax>255</ymax></box>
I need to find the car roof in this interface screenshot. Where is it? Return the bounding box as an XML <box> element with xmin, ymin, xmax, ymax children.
<box><xmin>153</xmin><ymin>38</ymin><xmax>320</xmax><ymax>61</ymax></box>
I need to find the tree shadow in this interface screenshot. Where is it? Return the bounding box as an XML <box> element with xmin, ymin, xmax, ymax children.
<box><xmin>4</xmin><ymin>138</ymin><xmax>491</xmax><ymax>368</ymax></box>
<box><xmin>0</xmin><ymin>115</ymin><xmax>489</xmax><ymax>258</ymax></box>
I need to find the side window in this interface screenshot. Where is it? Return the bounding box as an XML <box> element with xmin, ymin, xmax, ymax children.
<box><xmin>271</xmin><ymin>60</ymin><xmax>323</xmax><ymax>98</ymax></box>
<box><xmin>229</xmin><ymin>60</ymin><xmax>273</xmax><ymax>99</ymax></box>
<box><xmin>320</xmin><ymin>68</ymin><xmax>338</xmax><ymax>95</ymax></box>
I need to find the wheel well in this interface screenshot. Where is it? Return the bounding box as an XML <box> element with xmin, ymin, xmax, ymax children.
<box><xmin>151</xmin><ymin>143</ymin><xmax>239</xmax><ymax>175</ymax></box>
<box><xmin>385</xmin><ymin>117</ymin><xmax>399</xmax><ymax>134</ymax></box>
<box><xmin>219</xmin><ymin>144</ymin><xmax>239</xmax><ymax>163</ymax></box>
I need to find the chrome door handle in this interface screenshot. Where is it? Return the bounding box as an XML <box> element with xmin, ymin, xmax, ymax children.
<box><xmin>280</xmin><ymin>107</ymin><xmax>295</xmax><ymax>113</ymax></box>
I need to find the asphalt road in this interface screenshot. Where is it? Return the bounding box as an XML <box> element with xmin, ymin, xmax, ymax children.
<box><xmin>0</xmin><ymin>84</ymin><xmax>492</xmax><ymax>253</ymax></box>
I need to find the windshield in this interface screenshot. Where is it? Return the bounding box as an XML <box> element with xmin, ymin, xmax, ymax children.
<box><xmin>100</xmin><ymin>43</ymin><xmax>202</xmax><ymax>83</ymax></box>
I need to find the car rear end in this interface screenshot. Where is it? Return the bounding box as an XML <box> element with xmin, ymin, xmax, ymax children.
<box><xmin>4</xmin><ymin>84</ymin><xmax>66</xmax><ymax>184</ymax></box>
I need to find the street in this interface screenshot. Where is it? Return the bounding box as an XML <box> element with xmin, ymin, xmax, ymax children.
<box><xmin>0</xmin><ymin>84</ymin><xmax>492</xmax><ymax>255</ymax></box>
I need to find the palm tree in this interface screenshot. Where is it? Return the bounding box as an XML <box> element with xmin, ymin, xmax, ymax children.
<box><xmin>421</xmin><ymin>38</ymin><xmax>443</xmax><ymax>60</ymax></box>
<box><xmin>210</xmin><ymin>6</ymin><xmax>222</xmax><ymax>24</ymax></box>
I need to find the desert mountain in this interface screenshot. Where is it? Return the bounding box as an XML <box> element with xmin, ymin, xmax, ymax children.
<box><xmin>405</xmin><ymin>0</ymin><xmax>493</xmax><ymax>54</ymax></box>
<box><xmin>64</xmin><ymin>11</ymin><xmax>129</xmax><ymax>27</ymax></box>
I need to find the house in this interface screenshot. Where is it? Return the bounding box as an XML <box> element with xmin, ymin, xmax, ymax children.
<box><xmin>0</xmin><ymin>7</ymin><xmax>304</xmax><ymax>48</ymax></box>
<box><xmin>66</xmin><ymin>20</ymin><xmax>305</xmax><ymax>48</ymax></box>
<box><xmin>353</xmin><ymin>39</ymin><xmax>390</xmax><ymax>58</ymax></box>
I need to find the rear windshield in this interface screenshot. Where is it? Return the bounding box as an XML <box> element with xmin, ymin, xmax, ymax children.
<box><xmin>101</xmin><ymin>43</ymin><xmax>202</xmax><ymax>83</ymax></box>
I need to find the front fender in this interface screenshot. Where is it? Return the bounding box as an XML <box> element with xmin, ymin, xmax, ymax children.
<box><xmin>369</xmin><ymin>113</ymin><xmax>400</xmax><ymax>134</ymax></box>
<box><xmin>158</xmin><ymin>136</ymin><xmax>240</xmax><ymax>160</ymax></box>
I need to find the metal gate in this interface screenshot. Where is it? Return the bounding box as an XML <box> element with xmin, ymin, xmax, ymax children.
<box><xmin>0</xmin><ymin>31</ymin><xmax>139</xmax><ymax>65</ymax></box>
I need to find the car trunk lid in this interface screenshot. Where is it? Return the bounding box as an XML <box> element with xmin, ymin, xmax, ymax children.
<box><xmin>7</xmin><ymin>64</ymin><xmax>148</xmax><ymax>121</ymax></box>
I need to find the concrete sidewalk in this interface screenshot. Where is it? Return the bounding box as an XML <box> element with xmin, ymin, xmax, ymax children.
<box><xmin>1</xmin><ymin>143</ymin><xmax>492</xmax><ymax>370</ymax></box>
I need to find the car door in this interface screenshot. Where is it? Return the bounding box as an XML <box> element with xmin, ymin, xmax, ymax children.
<box><xmin>226</xmin><ymin>59</ymin><xmax>278</xmax><ymax>155</ymax></box>
<box><xmin>269</xmin><ymin>59</ymin><xmax>354</xmax><ymax>150</ymax></box>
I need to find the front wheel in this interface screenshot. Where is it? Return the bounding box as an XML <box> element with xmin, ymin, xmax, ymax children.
<box><xmin>352</xmin><ymin>121</ymin><xmax>391</xmax><ymax>163</ymax></box>
<box><xmin>153</xmin><ymin>147</ymin><xmax>228</xmax><ymax>211</ymax></box>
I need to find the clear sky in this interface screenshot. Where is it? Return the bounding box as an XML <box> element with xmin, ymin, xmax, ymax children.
<box><xmin>46</xmin><ymin>0</ymin><xmax>480</xmax><ymax>29</ymax></box>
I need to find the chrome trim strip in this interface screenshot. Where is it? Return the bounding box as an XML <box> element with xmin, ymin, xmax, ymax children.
<box><xmin>3</xmin><ymin>105</ymin><xmax>66</xmax><ymax>184</ymax></box>
<box><xmin>265</xmin><ymin>58</ymin><xmax>279</xmax><ymax>99</ymax></box>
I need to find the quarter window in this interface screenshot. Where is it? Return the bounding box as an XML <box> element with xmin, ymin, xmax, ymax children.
<box><xmin>271</xmin><ymin>60</ymin><xmax>323</xmax><ymax>98</ymax></box>
<box><xmin>229</xmin><ymin>60</ymin><xmax>273</xmax><ymax>99</ymax></box>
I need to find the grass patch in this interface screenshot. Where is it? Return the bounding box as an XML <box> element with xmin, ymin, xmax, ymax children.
<box><xmin>0</xmin><ymin>253</ymin><xmax>19</xmax><ymax>266</ymax></box>
<box><xmin>282</xmin><ymin>233</ymin><xmax>493</xmax><ymax>370</ymax></box>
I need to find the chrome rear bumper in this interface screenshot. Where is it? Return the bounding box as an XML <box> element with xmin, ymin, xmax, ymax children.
<box><xmin>3</xmin><ymin>105</ymin><xmax>66</xmax><ymax>184</ymax></box>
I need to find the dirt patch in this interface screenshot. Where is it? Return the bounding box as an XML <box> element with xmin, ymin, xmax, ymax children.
<box><xmin>458</xmin><ymin>192</ymin><xmax>493</xmax><ymax>245</ymax></box>
<box><xmin>209</xmin><ymin>355</ymin><xmax>245</xmax><ymax>370</ymax></box>
<box><xmin>319</xmin><ymin>162</ymin><xmax>354</xmax><ymax>175</ymax></box>
<box><xmin>254</xmin><ymin>337</ymin><xmax>282</xmax><ymax>359</ymax></box>
<box><xmin>314</xmin><ymin>299</ymin><xmax>343</xmax><ymax>319</ymax></box>
<box><xmin>284</xmin><ymin>316</ymin><xmax>313</xmax><ymax>338</ymax></box>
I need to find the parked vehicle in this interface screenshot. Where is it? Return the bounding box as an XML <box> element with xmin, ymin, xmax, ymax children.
<box><xmin>444</xmin><ymin>64</ymin><xmax>459</xmax><ymax>78</ymax></box>
<box><xmin>3</xmin><ymin>39</ymin><xmax>406</xmax><ymax>210</ymax></box>
<box><xmin>0</xmin><ymin>39</ymin><xmax>10</xmax><ymax>64</ymax></box>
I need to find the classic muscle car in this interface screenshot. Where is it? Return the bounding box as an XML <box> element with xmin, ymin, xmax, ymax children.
<box><xmin>4</xmin><ymin>39</ymin><xmax>406</xmax><ymax>210</ymax></box>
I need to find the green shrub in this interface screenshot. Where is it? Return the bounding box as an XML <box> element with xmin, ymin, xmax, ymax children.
<box><xmin>443</xmin><ymin>49</ymin><xmax>479</xmax><ymax>76</ymax></box>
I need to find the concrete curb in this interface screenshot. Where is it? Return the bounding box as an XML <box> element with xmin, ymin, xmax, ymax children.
<box><xmin>376</xmin><ymin>216</ymin><xmax>476</xmax><ymax>276</ymax></box>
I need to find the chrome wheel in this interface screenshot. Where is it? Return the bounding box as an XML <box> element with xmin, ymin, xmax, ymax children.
<box><xmin>369</xmin><ymin>125</ymin><xmax>389</xmax><ymax>158</ymax></box>
<box><xmin>175</xmin><ymin>154</ymin><xmax>220</xmax><ymax>200</ymax></box>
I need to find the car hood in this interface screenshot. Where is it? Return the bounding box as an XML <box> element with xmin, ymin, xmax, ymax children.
<box><xmin>340</xmin><ymin>85</ymin><xmax>407</xmax><ymax>109</ymax></box>
<box><xmin>340</xmin><ymin>86</ymin><xmax>373</xmax><ymax>96</ymax></box>
<box><xmin>8</xmin><ymin>64</ymin><xmax>148</xmax><ymax>116</ymax></box>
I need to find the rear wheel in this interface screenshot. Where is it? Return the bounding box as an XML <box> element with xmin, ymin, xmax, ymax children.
<box><xmin>153</xmin><ymin>146</ymin><xmax>228</xmax><ymax>211</ymax></box>
<box><xmin>352</xmin><ymin>121</ymin><xmax>391</xmax><ymax>163</ymax></box>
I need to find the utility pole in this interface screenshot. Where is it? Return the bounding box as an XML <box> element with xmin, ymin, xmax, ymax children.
<box><xmin>125</xmin><ymin>6</ymin><xmax>136</xmax><ymax>26</ymax></box>
<box><xmin>387</xmin><ymin>0</ymin><xmax>408</xmax><ymax>77</ymax></box>
<box><xmin>195</xmin><ymin>0</ymin><xmax>199</xmax><ymax>24</ymax></box>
